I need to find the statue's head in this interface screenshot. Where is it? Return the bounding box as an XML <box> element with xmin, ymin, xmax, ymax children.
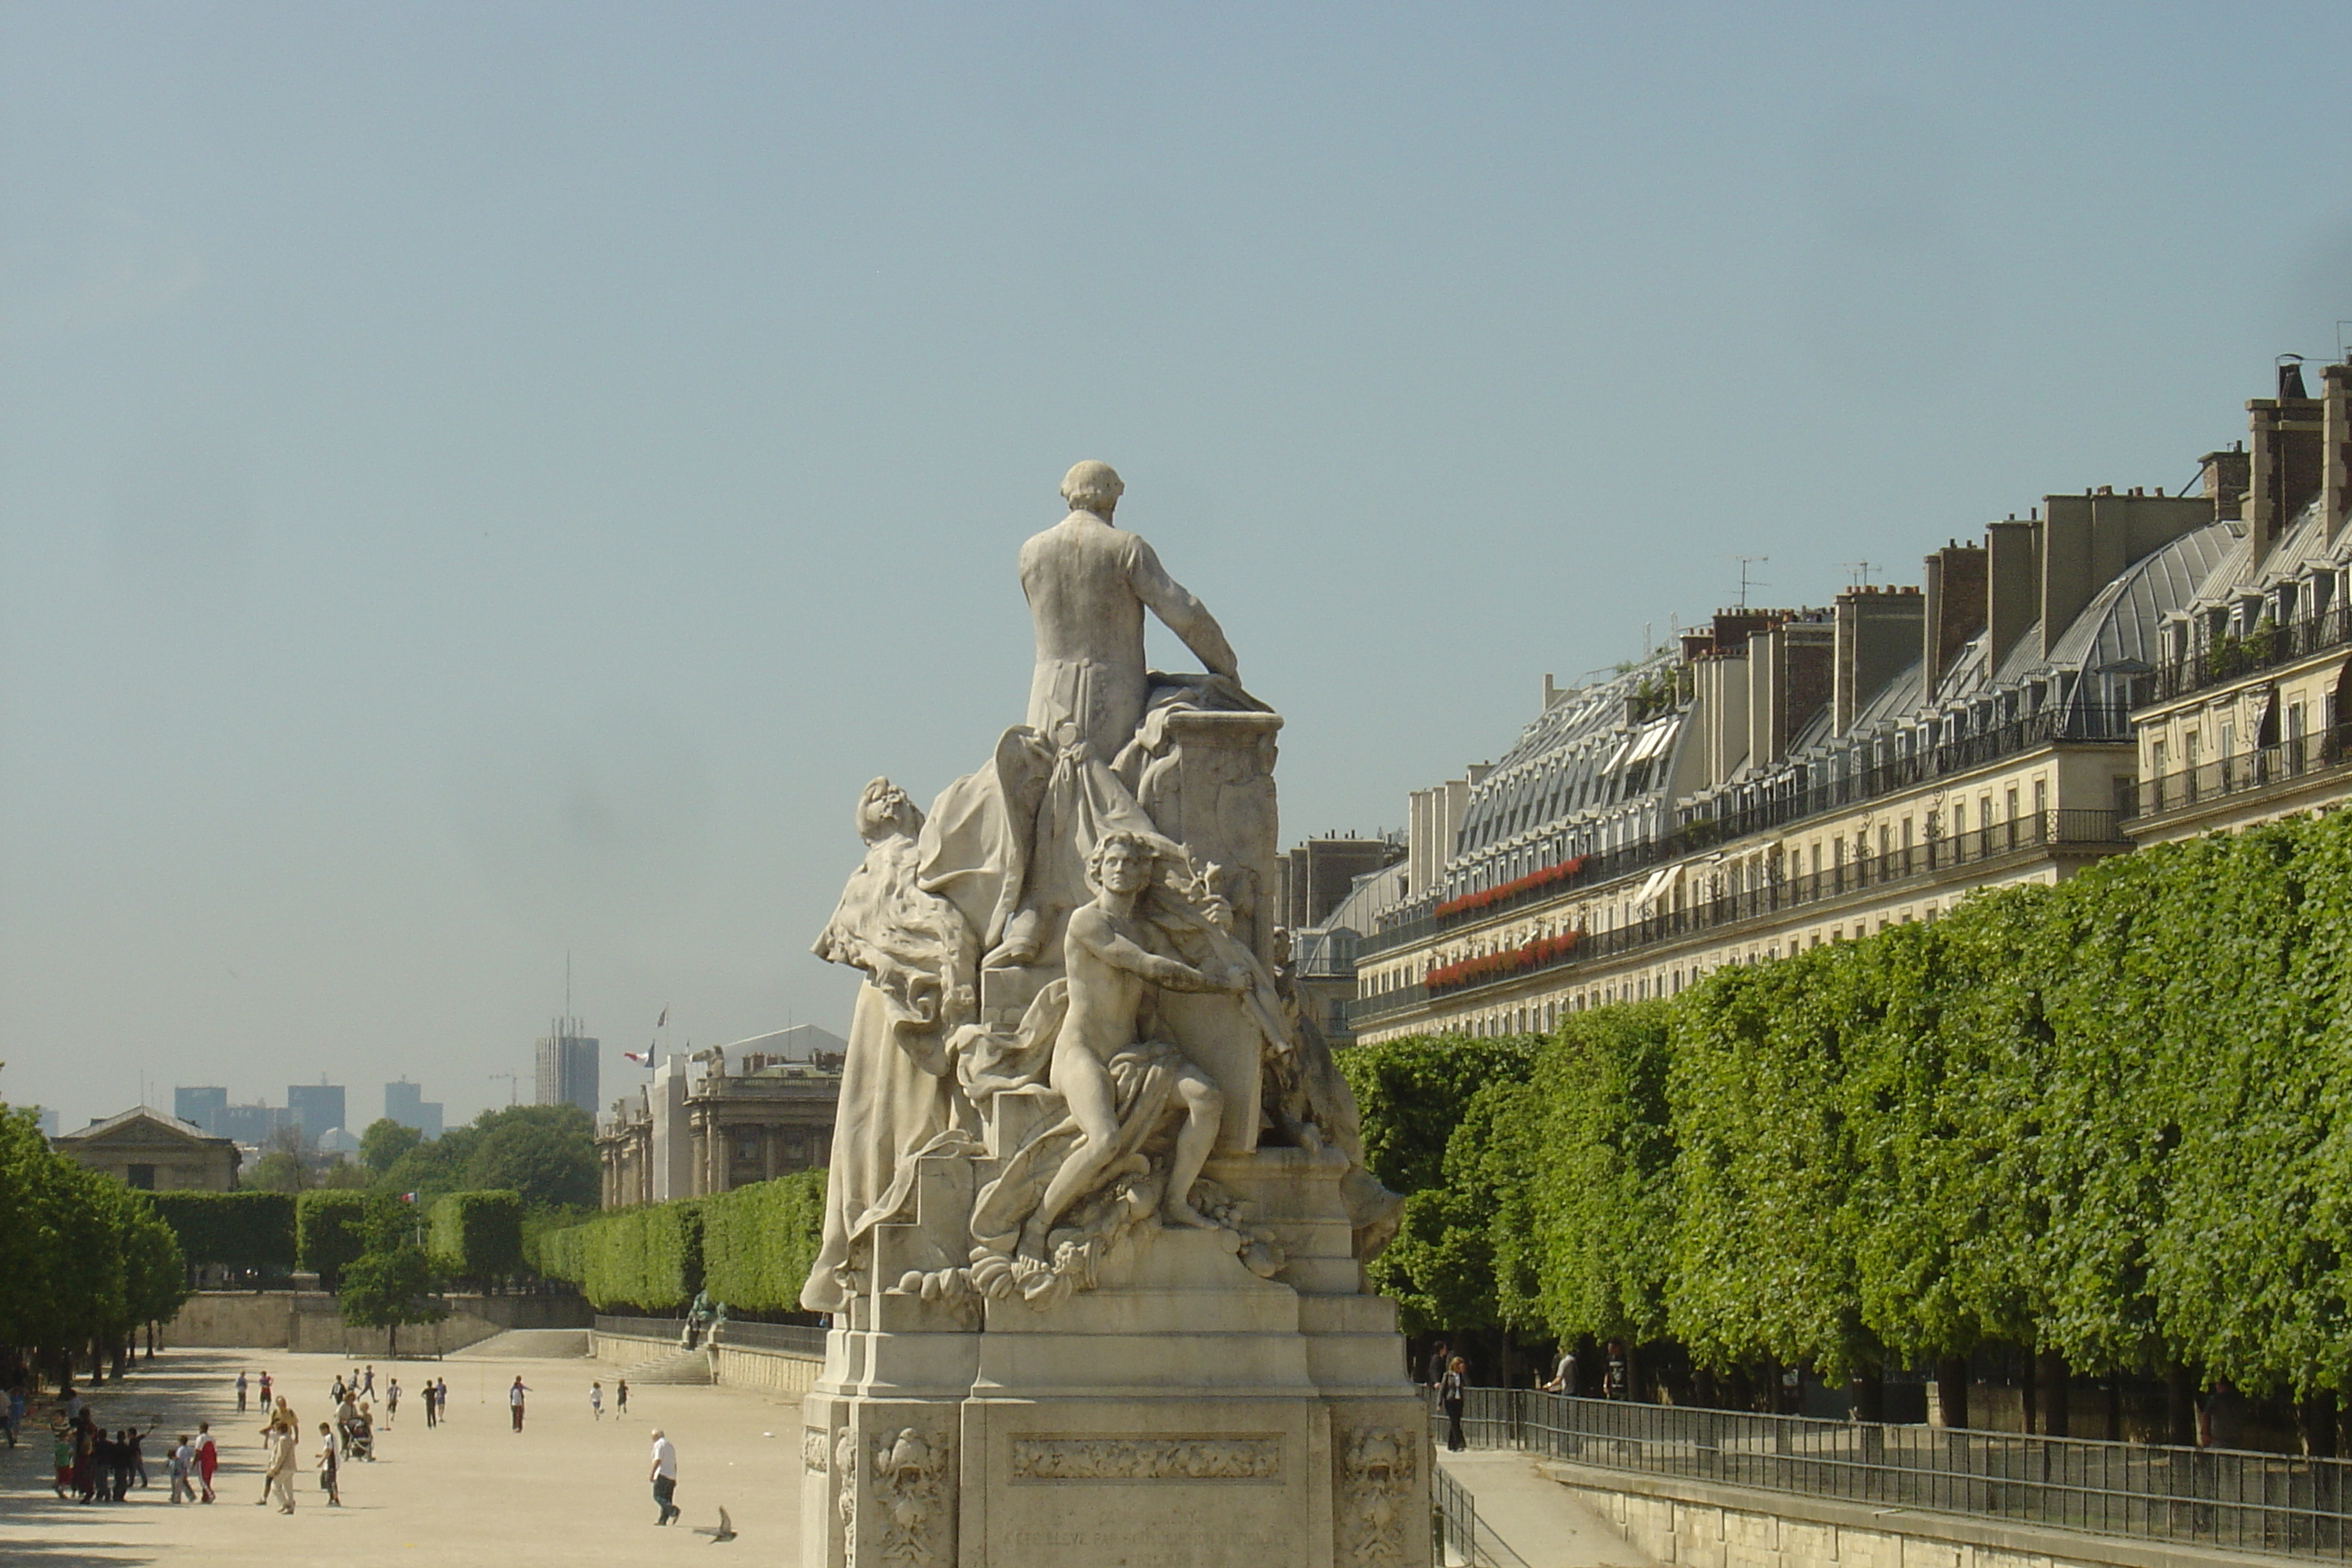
<box><xmin>1087</xmin><ymin>828</ymin><xmax>1158</xmax><ymax>896</ymax></box>
<box><xmin>1060</xmin><ymin>460</ymin><xmax>1124</xmax><ymax>519</ymax></box>
<box><xmin>856</xmin><ymin>777</ymin><xmax>923</xmax><ymax>843</ymax></box>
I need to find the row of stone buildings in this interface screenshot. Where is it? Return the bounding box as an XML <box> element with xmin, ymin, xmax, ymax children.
<box><xmin>593</xmin><ymin>1024</ymin><xmax>847</xmax><ymax>1207</ymax></box>
<box><xmin>1310</xmin><ymin>355</ymin><xmax>2352</xmax><ymax>1044</ymax></box>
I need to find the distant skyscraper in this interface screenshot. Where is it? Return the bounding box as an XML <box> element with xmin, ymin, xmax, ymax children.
<box><xmin>175</xmin><ymin>1086</ymin><xmax>229</xmax><ymax>1135</ymax></box>
<box><xmin>36</xmin><ymin>1107</ymin><xmax>59</xmax><ymax>1139</ymax></box>
<box><xmin>216</xmin><ymin>1102</ymin><xmax>287</xmax><ymax>1144</ymax></box>
<box><xmin>383</xmin><ymin>1080</ymin><xmax>444</xmax><ymax>1140</ymax></box>
<box><xmin>535</xmin><ymin>1018</ymin><xmax>599</xmax><ymax>1118</ymax></box>
<box><xmin>286</xmin><ymin>1082</ymin><xmax>346</xmax><ymax>1139</ymax></box>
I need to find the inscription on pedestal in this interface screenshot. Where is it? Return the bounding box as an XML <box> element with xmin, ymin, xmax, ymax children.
<box><xmin>1009</xmin><ymin>1435</ymin><xmax>1282</xmax><ymax>1482</ymax></box>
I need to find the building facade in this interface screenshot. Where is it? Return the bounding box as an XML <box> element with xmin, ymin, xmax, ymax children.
<box><xmin>285</xmin><ymin>1083</ymin><xmax>347</xmax><ymax>1140</ymax></box>
<box><xmin>1351</xmin><ymin>358</ymin><xmax>2352</xmax><ymax>1043</ymax></box>
<box><xmin>597</xmin><ymin>1028</ymin><xmax>847</xmax><ymax>1208</ymax></box>
<box><xmin>174</xmin><ymin>1085</ymin><xmax>228</xmax><ymax>1136</ymax></box>
<box><xmin>53</xmin><ymin>1108</ymin><xmax>241</xmax><ymax>1191</ymax></box>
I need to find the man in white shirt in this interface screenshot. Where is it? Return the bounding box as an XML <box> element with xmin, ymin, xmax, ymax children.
<box><xmin>648</xmin><ymin>1428</ymin><xmax>680</xmax><ymax>1526</ymax></box>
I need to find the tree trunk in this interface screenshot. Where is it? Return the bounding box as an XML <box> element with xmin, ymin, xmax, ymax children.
<box><xmin>1851</xmin><ymin>1367</ymin><xmax>1886</xmax><ymax>1425</ymax></box>
<box><xmin>2105</xmin><ymin>1376</ymin><xmax>2122</xmax><ymax>1443</ymax></box>
<box><xmin>2165</xmin><ymin>1362</ymin><xmax>2198</xmax><ymax>1447</ymax></box>
<box><xmin>2036</xmin><ymin>1350</ymin><xmax>2070</xmax><ymax>1438</ymax></box>
<box><xmin>1935</xmin><ymin>1356</ymin><xmax>1970</xmax><ymax>1431</ymax></box>
<box><xmin>2300</xmin><ymin>1393</ymin><xmax>2339</xmax><ymax>1458</ymax></box>
<box><xmin>2023</xmin><ymin>1348</ymin><xmax>2039</xmax><ymax>1435</ymax></box>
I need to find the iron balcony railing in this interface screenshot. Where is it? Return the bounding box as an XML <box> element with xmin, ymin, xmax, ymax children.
<box><xmin>1443</xmin><ymin>1389</ymin><xmax>2352</xmax><ymax>1561</ymax></box>
<box><xmin>1367</xmin><ymin>707</ymin><xmax>2132</xmax><ymax>963</ymax></box>
<box><xmin>1433</xmin><ymin>1465</ymin><xmax>1479</xmax><ymax>1565</ymax></box>
<box><xmin>2130</xmin><ymin>723</ymin><xmax>2352</xmax><ymax>820</ymax></box>
<box><xmin>2151</xmin><ymin>603</ymin><xmax>2352</xmax><ymax>703</ymax></box>
<box><xmin>1349</xmin><ymin>810</ymin><xmax>2127</xmax><ymax>1026</ymax></box>
<box><xmin>1691</xmin><ymin>706</ymin><xmax>2134</xmax><ymax>847</ymax></box>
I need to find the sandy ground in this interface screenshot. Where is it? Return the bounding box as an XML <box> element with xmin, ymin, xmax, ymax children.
<box><xmin>0</xmin><ymin>1347</ymin><xmax>806</xmax><ymax>1567</ymax></box>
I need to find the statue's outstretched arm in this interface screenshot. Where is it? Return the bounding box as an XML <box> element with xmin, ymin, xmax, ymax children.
<box><xmin>1070</xmin><ymin>909</ymin><xmax>1240</xmax><ymax>995</ymax></box>
<box><xmin>1129</xmin><ymin>538</ymin><xmax>1239</xmax><ymax>679</ymax></box>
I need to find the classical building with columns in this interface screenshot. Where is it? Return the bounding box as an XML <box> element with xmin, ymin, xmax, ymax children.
<box><xmin>597</xmin><ymin>1025</ymin><xmax>845</xmax><ymax>1208</ymax></box>
<box><xmin>1353</xmin><ymin>356</ymin><xmax>2352</xmax><ymax>1044</ymax></box>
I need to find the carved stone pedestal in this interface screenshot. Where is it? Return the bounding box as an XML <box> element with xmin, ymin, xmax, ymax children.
<box><xmin>800</xmin><ymin>1150</ymin><xmax>1429</xmax><ymax>1568</ymax></box>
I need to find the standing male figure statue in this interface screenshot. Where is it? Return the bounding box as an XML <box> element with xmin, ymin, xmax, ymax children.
<box><xmin>1020</xmin><ymin>460</ymin><xmax>1240</xmax><ymax>761</ymax></box>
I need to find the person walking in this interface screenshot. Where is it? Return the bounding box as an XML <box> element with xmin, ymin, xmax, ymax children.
<box><xmin>168</xmin><ymin>1435</ymin><xmax>195</xmax><ymax>1504</ymax></box>
<box><xmin>361</xmin><ymin>1365</ymin><xmax>376</xmax><ymax>1398</ymax></box>
<box><xmin>649</xmin><ymin>1428</ymin><xmax>680</xmax><ymax>1525</ymax></box>
<box><xmin>235</xmin><ymin>1371</ymin><xmax>249</xmax><ymax>1414</ymax></box>
<box><xmin>317</xmin><ymin>1423</ymin><xmax>341</xmax><ymax>1505</ymax></box>
<box><xmin>195</xmin><ymin>1422</ymin><xmax>218</xmax><ymax>1503</ymax></box>
<box><xmin>508</xmin><ymin>1376</ymin><xmax>530</xmax><ymax>1433</ymax></box>
<box><xmin>589</xmin><ymin>1381</ymin><xmax>603</xmax><ymax>1421</ymax></box>
<box><xmin>126</xmin><ymin>1426</ymin><xmax>150</xmax><ymax>1489</ymax></box>
<box><xmin>1424</xmin><ymin>1340</ymin><xmax>1450</xmax><ymax>1393</ymax></box>
<box><xmin>436</xmin><ymin>1377</ymin><xmax>450</xmax><ymax>1423</ymax></box>
<box><xmin>615</xmin><ymin>1378</ymin><xmax>629</xmax><ymax>1416</ymax></box>
<box><xmin>264</xmin><ymin>1418</ymin><xmax>298</xmax><ymax>1514</ymax></box>
<box><xmin>52</xmin><ymin>1426</ymin><xmax>73</xmax><ymax>1499</ymax></box>
<box><xmin>6</xmin><ymin>1382</ymin><xmax>24</xmax><ymax>1447</ymax></box>
<box><xmin>423</xmin><ymin>1377</ymin><xmax>436</xmax><ymax>1429</ymax></box>
<box><xmin>1442</xmin><ymin>1356</ymin><xmax>1468</xmax><ymax>1453</ymax></box>
<box><xmin>258</xmin><ymin>1370</ymin><xmax>271</xmax><ymax>1410</ymax></box>
<box><xmin>386</xmin><ymin>1378</ymin><xmax>400</xmax><ymax>1427</ymax></box>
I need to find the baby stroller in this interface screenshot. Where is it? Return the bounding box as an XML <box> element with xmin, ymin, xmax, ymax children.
<box><xmin>338</xmin><ymin>1411</ymin><xmax>374</xmax><ymax>1463</ymax></box>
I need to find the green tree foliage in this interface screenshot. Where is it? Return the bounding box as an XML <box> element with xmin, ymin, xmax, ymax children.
<box><xmin>1335</xmin><ymin>1034</ymin><xmax>1540</xmax><ymax>1338</ymax></box>
<box><xmin>338</xmin><ymin>1243</ymin><xmax>447</xmax><ymax>1354</ymax></box>
<box><xmin>358</xmin><ymin>1119</ymin><xmax>423</xmax><ymax>1174</ymax></box>
<box><xmin>1522</xmin><ymin>1001</ymin><xmax>1677</xmax><ymax>1349</ymax></box>
<box><xmin>534</xmin><ymin>1171</ymin><xmax>833</xmax><ymax>1314</ymax></box>
<box><xmin>1357</xmin><ymin>807</ymin><xmax>2352</xmax><ymax>1401</ymax></box>
<box><xmin>147</xmin><ymin>1191</ymin><xmax>299</xmax><ymax>1273</ymax></box>
<box><xmin>0</xmin><ymin>1108</ymin><xmax>189</xmax><ymax>1365</ymax></box>
<box><xmin>535</xmin><ymin>1199</ymin><xmax>706</xmax><ymax>1312</ymax></box>
<box><xmin>295</xmin><ymin>1190</ymin><xmax>378</xmax><ymax>1289</ymax></box>
<box><xmin>428</xmin><ymin>1191</ymin><xmax>524</xmax><ymax>1282</ymax></box>
<box><xmin>701</xmin><ymin>1170</ymin><xmax>828</xmax><ymax>1312</ymax></box>
<box><xmin>379</xmin><ymin>1104</ymin><xmax>597</xmax><ymax>1211</ymax></box>
<box><xmin>245</xmin><ymin>1150</ymin><xmax>309</xmax><ymax>1193</ymax></box>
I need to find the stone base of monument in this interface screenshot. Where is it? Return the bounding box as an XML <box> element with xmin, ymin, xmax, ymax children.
<box><xmin>801</xmin><ymin>1149</ymin><xmax>1430</xmax><ymax>1568</ymax></box>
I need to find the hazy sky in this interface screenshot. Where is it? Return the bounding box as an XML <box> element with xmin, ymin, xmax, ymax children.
<box><xmin>4</xmin><ymin>3</ymin><xmax>2347</xmax><ymax>1133</ymax></box>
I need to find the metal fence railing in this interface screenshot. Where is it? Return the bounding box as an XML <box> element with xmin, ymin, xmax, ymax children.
<box><xmin>1440</xmin><ymin>1389</ymin><xmax>2352</xmax><ymax>1560</ymax></box>
<box><xmin>711</xmin><ymin>1321</ymin><xmax>828</xmax><ymax>1357</ymax></box>
<box><xmin>591</xmin><ymin>1315</ymin><xmax>827</xmax><ymax>1357</ymax></box>
<box><xmin>1433</xmin><ymin>1465</ymin><xmax>1480</xmax><ymax>1566</ymax></box>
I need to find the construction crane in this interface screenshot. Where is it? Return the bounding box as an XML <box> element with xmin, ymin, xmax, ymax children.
<box><xmin>487</xmin><ymin>1072</ymin><xmax>518</xmax><ymax>1107</ymax></box>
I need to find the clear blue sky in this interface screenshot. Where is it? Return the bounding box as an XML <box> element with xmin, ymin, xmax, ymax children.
<box><xmin>4</xmin><ymin>3</ymin><xmax>2347</xmax><ymax>1132</ymax></box>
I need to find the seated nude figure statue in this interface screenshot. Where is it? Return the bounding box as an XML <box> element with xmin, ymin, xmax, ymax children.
<box><xmin>1018</xmin><ymin>830</ymin><xmax>1244</xmax><ymax>1258</ymax></box>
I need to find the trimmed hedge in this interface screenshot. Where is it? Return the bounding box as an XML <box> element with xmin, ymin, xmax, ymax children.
<box><xmin>535</xmin><ymin>1200</ymin><xmax>705</xmax><ymax>1312</ymax></box>
<box><xmin>534</xmin><ymin>1169</ymin><xmax>827</xmax><ymax>1314</ymax></box>
<box><xmin>148</xmin><ymin>1191</ymin><xmax>298</xmax><ymax>1272</ymax></box>
<box><xmin>428</xmin><ymin>1190</ymin><xmax>524</xmax><ymax>1281</ymax></box>
<box><xmin>294</xmin><ymin>1190</ymin><xmax>375</xmax><ymax>1290</ymax></box>
<box><xmin>1365</xmin><ymin>804</ymin><xmax>2352</xmax><ymax>1399</ymax></box>
<box><xmin>702</xmin><ymin>1170</ymin><xmax>827</xmax><ymax>1311</ymax></box>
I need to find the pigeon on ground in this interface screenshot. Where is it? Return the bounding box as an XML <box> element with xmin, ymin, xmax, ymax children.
<box><xmin>692</xmin><ymin>1507</ymin><xmax>737</xmax><ymax>1543</ymax></box>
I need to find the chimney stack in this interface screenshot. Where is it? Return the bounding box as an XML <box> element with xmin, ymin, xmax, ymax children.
<box><xmin>2247</xmin><ymin>357</ymin><xmax>2325</xmax><ymax>564</ymax></box>
<box><xmin>2038</xmin><ymin>489</ymin><xmax>2213</xmax><ymax>658</ymax></box>
<box><xmin>1920</xmin><ymin>542</ymin><xmax>1988</xmax><ymax>699</ymax></box>
<box><xmin>2200</xmin><ymin>444</ymin><xmax>2250</xmax><ymax>522</ymax></box>
<box><xmin>1985</xmin><ymin>517</ymin><xmax>2041</xmax><ymax>677</ymax></box>
<box><xmin>2324</xmin><ymin>360</ymin><xmax>2351</xmax><ymax>546</ymax></box>
<box><xmin>1833</xmin><ymin>586</ymin><xmax>1924</xmax><ymax>735</ymax></box>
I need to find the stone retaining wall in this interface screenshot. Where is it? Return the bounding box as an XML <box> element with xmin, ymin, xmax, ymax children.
<box><xmin>587</xmin><ymin>1329</ymin><xmax>819</xmax><ymax>1396</ymax></box>
<box><xmin>1545</xmin><ymin>1460</ymin><xmax>2290</xmax><ymax>1568</ymax></box>
<box><xmin>169</xmin><ymin>1290</ymin><xmax>589</xmax><ymax>1356</ymax></box>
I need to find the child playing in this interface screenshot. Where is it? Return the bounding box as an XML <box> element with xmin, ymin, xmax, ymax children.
<box><xmin>316</xmin><ymin>1422</ymin><xmax>340</xmax><ymax>1505</ymax></box>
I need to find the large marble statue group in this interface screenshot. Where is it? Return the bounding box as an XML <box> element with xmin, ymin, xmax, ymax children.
<box><xmin>799</xmin><ymin>461</ymin><xmax>1397</xmax><ymax>1318</ymax></box>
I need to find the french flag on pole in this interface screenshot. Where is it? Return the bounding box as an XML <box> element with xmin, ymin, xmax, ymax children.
<box><xmin>622</xmin><ymin>1050</ymin><xmax>652</xmax><ymax>1067</ymax></box>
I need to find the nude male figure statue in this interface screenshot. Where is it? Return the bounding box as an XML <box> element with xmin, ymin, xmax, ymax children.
<box><xmin>1019</xmin><ymin>831</ymin><xmax>1244</xmax><ymax>1258</ymax></box>
<box><xmin>1020</xmin><ymin>460</ymin><xmax>1240</xmax><ymax>761</ymax></box>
